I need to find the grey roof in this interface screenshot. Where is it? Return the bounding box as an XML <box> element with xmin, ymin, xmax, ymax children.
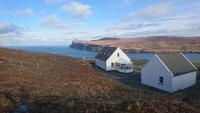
<box><xmin>95</xmin><ymin>47</ymin><xmax>117</xmax><ymax>61</ymax></box>
<box><xmin>157</xmin><ymin>53</ymin><xmax>197</xmax><ymax>76</ymax></box>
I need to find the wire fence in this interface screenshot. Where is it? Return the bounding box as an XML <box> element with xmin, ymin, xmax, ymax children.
<box><xmin>0</xmin><ymin>59</ymin><xmax>58</xmax><ymax>72</ymax></box>
<box><xmin>0</xmin><ymin>57</ymin><xmax>96</xmax><ymax>72</ymax></box>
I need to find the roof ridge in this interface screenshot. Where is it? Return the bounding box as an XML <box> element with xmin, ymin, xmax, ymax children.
<box><xmin>155</xmin><ymin>54</ymin><xmax>174</xmax><ymax>76</ymax></box>
<box><xmin>181</xmin><ymin>53</ymin><xmax>198</xmax><ymax>71</ymax></box>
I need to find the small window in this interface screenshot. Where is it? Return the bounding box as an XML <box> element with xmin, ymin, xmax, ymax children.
<box><xmin>159</xmin><ymin>76</ymin><xmax>164</xmax><ymax>85</ymax></box>
<box><xmin>111</xmin><ymin>62</ymin><xmax>114</xmax><ymax>67</ymax></box>
<box><xmin>117</xmin><ymin>53</ymin><xmax>120</xmax><ymax>57</ymax></box>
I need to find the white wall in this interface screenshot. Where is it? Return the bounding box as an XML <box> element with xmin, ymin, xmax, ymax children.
<box><xmin>106</xmin><ymin>48</ymin><xmax>131</xmax><ymax>71</ymax></box>
<box><xmin>116</xmin><ymin>68</ymin><xmax>133</xmax><ymax>73</ymax></box>
<box><xmin>95</xmin><ymin>47</ymin><xmax>132</xmax><ymax>72</ymax></box>
<box><xmin>172</xmin><ymin>71</ymin><xmax>196</xmax><ymax>92</ymax></box>
<box><xmin>141</xmin><ymin>55</ymin><xmax>173</xmax><ymax>92</ymax></box>
<box><xmin>95</xmin><ymin>59</ymin><xmax>106</xmax><ymax>70</ymax></box>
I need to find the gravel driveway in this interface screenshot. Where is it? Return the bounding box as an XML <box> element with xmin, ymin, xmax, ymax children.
<box><xmin>93</xmin><ymin>64</ymin><xmax>169</xmax><ymax>93</ymax></box>
<box><xmin>93</xmin><ymin>65</ymin><xmax>142</xmax><ymax>88</ymax></box>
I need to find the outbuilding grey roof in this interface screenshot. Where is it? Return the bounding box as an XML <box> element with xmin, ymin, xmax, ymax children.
<box><xmin>95</xmin><ymin>47</ymin><xmax>117</xmax><ymax>61</ymax></box>
<box><xmin>157</xmin><ymin>53</ymin><xmax>198</xmax><ymax>76</ymax></box>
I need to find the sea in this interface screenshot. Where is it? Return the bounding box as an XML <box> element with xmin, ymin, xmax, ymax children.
<box><xmin>2</xmin><ymin>46</ymin><xmax>200</xmax><ymax>62</ymax></box>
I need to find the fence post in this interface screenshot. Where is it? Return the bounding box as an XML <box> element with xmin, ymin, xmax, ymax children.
<box><xmin>20</xmin><ymin>60</ymin><xmax>23</xmax><ymax>67</ymax></box>
<box><xmin>36</xmin><ymin>63</ymin><xmax>38</xmax><ymax>69</ymax></box>
<box><xmin>8</xmin><ymin>64</ymin><xmax>10</xmax><ymax>71</ymax></box>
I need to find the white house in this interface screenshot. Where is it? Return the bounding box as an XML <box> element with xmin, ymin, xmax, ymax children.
<box><xmin>95</xmin><ymin>47</ymin><xmax>133</xmax><ymax>73</ymax></box>
<box><xmin>141</xmin><ymin>53</ymin><xmax>198</xmax><ymax>93</ymax></box>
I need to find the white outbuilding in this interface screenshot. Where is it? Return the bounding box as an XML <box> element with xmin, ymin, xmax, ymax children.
<box><xmin>141</xmin><ymin>53</ymin><xmax>198</xmax><ymax>93</ymax></box>
<box><xmin>95</xmin><ymin>47</ymin><xmax>133</xmax><ymax>73</ymax></box>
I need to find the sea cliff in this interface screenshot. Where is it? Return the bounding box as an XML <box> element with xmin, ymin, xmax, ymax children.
<box><xmin>70</xmin><ymin>36</ymin><xmax>200</xmax><ymax>53</ymax></box>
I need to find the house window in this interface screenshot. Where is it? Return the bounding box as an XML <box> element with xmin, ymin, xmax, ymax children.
<box><xmin>116</xmin><ymin>63</ymin><xmax>119</xmax><ymax>66</ymax></box>
<box><xmin>111</xmin><ymin>62</ymin><xmax>114</xmax><ymax>67</ymax></box>
<box><xmin>127</xmin><ymin>66</ymin><xmax>131</xmax><ymax>69</ymax></box>
<box><xmin>159</xmin><ymin>76</ymin><xmax>164</xmax><ymax>85</ymax></box>
<box><xmin>117</xmin><ymin>53</ymin><xmax>120</xmax><ymax>57</ymax></box>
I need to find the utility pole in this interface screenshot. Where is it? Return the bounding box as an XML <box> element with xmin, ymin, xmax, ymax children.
<box><xmin>83</xmin><ymin>44</ymin><xmax>86</xmax><ymax>61</ymax></box>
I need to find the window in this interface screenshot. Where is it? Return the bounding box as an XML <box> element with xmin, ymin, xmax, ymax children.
<box><xmin>127</xmin><ymin>67</ymin><xmax>131</xmax><ymax>69</ymax></box>
<box><xmin>117</xmin><ymin>53</ymin><xmax>120</xmax><ymax>57</ymax></box>
<box><xmin>159</xmin><ymin>76</ymin><xmax>164</xmax><ymax>85</ymax></box>
<box><xmin>111</xmin><ymin>62</ymin><xmax>114</xmax><ymax>67</ymax></box>
<box><xmin>116</xmin><ymin>63</ymin><xmax>120</xmax><ymax>66</ymax></box>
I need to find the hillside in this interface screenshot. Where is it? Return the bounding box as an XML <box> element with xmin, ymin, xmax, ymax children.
<box><xmin>0</xmin><ymin>47</ymin><xmax>200</xmax><ymax>113</ymax></box>
<box><xmin>70</xmin><ymin>36</ymin><xmax>200</xmax><ymax>53</ymax></box>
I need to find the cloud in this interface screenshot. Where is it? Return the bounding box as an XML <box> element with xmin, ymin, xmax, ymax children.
<box><xmin>62</xmin><ymin>1</ymin><xmax>92</xmax><ymax>17</ymax></box>
<box><xmin>124</xmin><ymin>3</ymin><xmax>171</xmax><ymax>21</ymax></box>
<box><xmin>116</xmin><ymin>20</ymin><xmax>200</xmax><ymax>37</ymax></box>
<box><xmin>0</xmin><ymin>22</ymin><xmax>24</xmax><ymax>45</ymax></box>
<box><xmin>0</xmin><ymin>22</ymin><xmax>22</xmax><ymax>34</ymax></box>
<box><xmin>8</xmin><ymin>8</ymin><xmax>34</xmax><ymax>16</ymax></box>
<box><xmin>163</xmin><ymin>20</ymin><xmax>198</xmax><ymax>33</ymax></box>
<box><xmin>23</xmin><ymin>9</ymin><xmax>34</xmax><ymax>16</ymax></box>
<box><xmin>105</xmin><ymin>22</ymin><xmax>160</xmax><ymax>32</ymax></box>
<box><xmin>158</xmin><ymin>14</ymin><xmax>196</xmax><ymax>22</ymax></box>
<box><xmin>122</xmin><ymin>0</ymin><xmax>135</xmax><ymax>4</ymax></box>
<box><xmin>41</xmin><ymin>15</ymin><xmax>69</xmax><ymax>29</ymax></box>
<box><xmin>0</xmin><ymin>26</ymin><xmax>74</xmax><ymax>46</ymax></box>
<box><xmin>45</xmin><ymin>0</ymin><xmax>92</xmax><ymax>17</ymax></box>
<box><xmin>46</xmin><ymin>0</ymin><xmax>65</xmax><ymax>5</ymax></box>
<box><xmin>114</xmin><ymin>0</ymin><xmax>135</xmax><ymax>8</ymax></box>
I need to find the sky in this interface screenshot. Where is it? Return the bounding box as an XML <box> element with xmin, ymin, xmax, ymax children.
<box><xmin>0</xmin><ymin>0</ymin><xmax>200</xmax><ymax>46</ymax></box>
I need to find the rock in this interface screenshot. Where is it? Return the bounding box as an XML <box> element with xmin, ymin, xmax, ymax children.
<box><xmin>126</xmin><ymin>104</ymin><xmax>132</xmax><ymax>111</ymax></box>
<box><xmin>13</xmin><ymin>104</ymin><xmax>28</xmax><ymax>113</ymax></box>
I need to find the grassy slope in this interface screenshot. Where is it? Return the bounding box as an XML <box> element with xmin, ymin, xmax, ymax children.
<box><xmin>0</xmin><ymin>47</ymin><xmax>199</xmax><ymax>113</ymax></box>
<box><xmin>193</xmin><ymin>62</ymin><xmax>200</xmax><ymax>70</ymax></box>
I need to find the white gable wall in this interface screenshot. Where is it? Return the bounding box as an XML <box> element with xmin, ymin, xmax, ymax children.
<box><xmin>141</xmin><ymin>55</ymin><xmax>173</xmax><ymax>92</ymax></box>
<box><xmin>106</xmin><ymin>48</ymin><xmax>131</xmax><ymax>71</ymax></box>
<box><xmin>172</xmin><ymin>71</ymin><xmax>196</xmax><ymax>92</ymax></box>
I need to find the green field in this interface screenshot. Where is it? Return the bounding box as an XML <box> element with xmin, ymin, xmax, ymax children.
<box><xmin>193</xmin><ymin>62</ymin><xmax>200</xmax><ymax>70</ymax></box>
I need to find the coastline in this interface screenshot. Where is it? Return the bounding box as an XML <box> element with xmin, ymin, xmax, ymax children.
<box><xmin>2</xmin><ymin>45</ymin><xmax>200</xmax><ymax>62</ymax></box>
<box><xmin>69</xmin><ymin>44</ymin><xmax>200</xmax><ymax>54</ymax></box>
<box><xmin>70</xmin><ymin>36</ymin><xmax>200</xmax><ymax>54</ymax></box>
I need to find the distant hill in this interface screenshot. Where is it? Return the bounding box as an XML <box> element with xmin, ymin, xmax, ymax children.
<box><xmin>0</xmin><ymin>47</ymin><xmax>200</xmax><ymax>113</ymax></box>
<box><xmin>70</xmin><ymin>36</ymin><xmax>200</xmax><ymax>53</ymax></box>
<box><xmin>97</xmin><ymin>37</ymin><xmax>120</xmax><ymax>41</ymax></box>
